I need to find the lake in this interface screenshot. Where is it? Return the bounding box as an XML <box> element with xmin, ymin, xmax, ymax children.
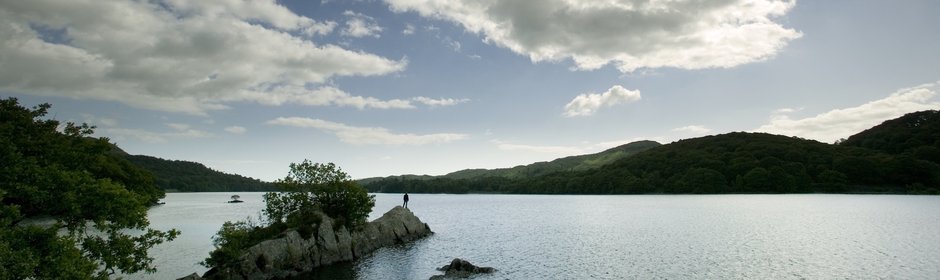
<box><xmin>127</xmin><ymin>193</ymin><xmax>940</xmax><ymax>279</ymax></box>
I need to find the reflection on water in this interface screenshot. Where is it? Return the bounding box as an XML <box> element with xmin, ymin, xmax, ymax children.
<box><xmin>128</xmin><ymin>193</ymin><xmax>940</xmax><ymax>279</ymax></box>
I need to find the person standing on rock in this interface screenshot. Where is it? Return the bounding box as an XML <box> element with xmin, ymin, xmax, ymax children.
<box><xmin>403</xmin><ymin>193</ymin><xmax>409</xmax><ymax>209</ymax></box>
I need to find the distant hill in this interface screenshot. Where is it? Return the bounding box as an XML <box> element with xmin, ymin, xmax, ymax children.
<box><xmin>364</xmin><ymin>111</ymin><xmax>940</xmax><ymax>194</ymax></box>
<box><xmin>360</xmin><ymin>140</ymin><xmax>661</xmax><ymax>193</ymax></box>
<box><xmin>841</xmin><ymin>110</ymin><xmax>940</xmax><ymax>163</ymax></box>
<box><xmin>443</xmin><ymin>140</ymin><xmax>661</xmax><ymax>179</ymax></box>
<box><xmin>111</xmin><ymin>147</ymin><xmax>277</xmax><ymax>192</ymax></box>
<box><xmin>526</xmin><ymin>132</ymin><xmax>938</xmax><ymax>194</ymax></box>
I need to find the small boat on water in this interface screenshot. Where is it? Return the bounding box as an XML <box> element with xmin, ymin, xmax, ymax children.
<box><xmin>227</xmin><ymin>194</ymin><xmax>243</xmax><ymax>203</ymax></box>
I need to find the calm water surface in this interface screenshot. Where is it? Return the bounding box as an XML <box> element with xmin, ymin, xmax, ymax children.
<box><xmin>129</xmin><ymin>193</ymin><xmax>940</xmax><ymax>279</ymax></box>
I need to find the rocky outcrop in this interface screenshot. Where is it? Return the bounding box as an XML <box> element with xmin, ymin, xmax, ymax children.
<box><xmin>429</xmin><ymin>258</ymin><xmax>496</xmax><ymax>279</ymax></box>
<box><xmin>186</xmin><ymin>206</ymin><xmax>431</xmax><ymax>280</ymax></box>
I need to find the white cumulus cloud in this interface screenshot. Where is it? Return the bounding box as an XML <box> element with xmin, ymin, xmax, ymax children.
<box><xmin>103</xmin><ymin>123</ymin><xmax>213</xmax><ymax>143</ymax></box>
<box><xmin>412</xmin><ymin>96</ymin><xmax>469</xmax><ymax>107</ymax></box>
<box><xmin>673</xmin><ymin>125</ymin><xmax>712</xmax><ymax>134</ymax></box>
<box><xmin>342</xmin><ymin>10</ymin><xmax>383</xmax><ymax>38</ymax></box>
<box><xmin>564</xmin><ymin>85</ymin><xmax>641</xmax><ymax>117</ymax></box>
<box><xmin>754</xmin><ymin>82</ymin><xmax>940</xmax><ymax>143</ymax></box>
<box><xmin>385</xmin><ymin>0</ymin><xmax>801</xmax><ymax>72</ymax></box>
<box><xmin>267</xmin><ymin>117</ymin><xmax>468</xmax><ymax>145</ymax></box>
<box><xmin>0</xmin><ymin>0</ymin><xmax>405</xmax><ymax>115</ymax></box>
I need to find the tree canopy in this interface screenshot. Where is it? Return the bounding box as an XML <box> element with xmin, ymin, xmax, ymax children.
<box><xmin>0</xmin><ymin>98</ymin><xmax>178</xmax><ymax>279</ymax></box>
<box><xmin>122</xmin><ymin>153</ymin><xmax>276</xmax><ymax>192</ymax></box>
<box><xmin>204</xmin><ymin>161</ymin><xmax>374</xmax><ymax>268</ymax></box>
<box><xmin>365</xmin><ymin>127</ymin><xmax>940</xmax><ymax>194</ymax></box>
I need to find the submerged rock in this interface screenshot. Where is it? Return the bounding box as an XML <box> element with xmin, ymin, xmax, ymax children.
<box><xmin>429</xmin><ymin>258</ymin><xmax>496</xmax><ymax>279</ymax></box>
<box><xmin>181</xmin><ymin>206</ymin><xmax>431</xmax><ymax>280</ymax></box>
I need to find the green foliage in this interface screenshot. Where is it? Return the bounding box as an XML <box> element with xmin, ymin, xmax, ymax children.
<box><xmin>201</xmin><ymin>218</ymin><xmax>287</xmax><ymax>268</ymax></box>
<box><xmin>366</xmin><ymin>127</ymin><xmax>940</xmax><ymax>194</ymax></box>
<box><xmin>0</xmin><ymin>97</ymin><xmax>179</xmax><ymax>278</ymax></box>
<box><xmin>445</xmin><ymin>140</ymin><xmax>660</xmax><ymax>180</ymax></box>
<box><xmin>842</xmin><ymin>110</ymin><xmax>940</xmax><ymax>157</ymax></box>
<box><xmin>362</xmin><ymin>141</ymin><xmax>660</xmax><ymax>193</ymax></box>
<box><xmin>123</xmin><ymin>154</ymin><xmax>277</xmax><ymax>192</ymax></box>
<box><xmin>275</xmin><ymin>161</ymin><xmax>375</xmax><ymax>229</ymax></box>
<box><xmin>204</xmin><ymin>161</ymin><xmax>371</xmax><ymax>269</ymax></box>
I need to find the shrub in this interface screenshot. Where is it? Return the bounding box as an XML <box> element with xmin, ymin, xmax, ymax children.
<box><xmin>273</xmin><ymin>161</ymin><xmax>375</xmax><ymax>229</ymax></box>
<box><xmin>204</xmin><ymin>161</ymin><xmax>373</xmax><ymax>268</ymax></box>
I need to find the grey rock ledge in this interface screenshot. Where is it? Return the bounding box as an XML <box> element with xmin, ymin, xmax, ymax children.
<box><xmin>182</xmin><ymin>206</ymin><xmax>431</xmax><ymax>280</ymax></box>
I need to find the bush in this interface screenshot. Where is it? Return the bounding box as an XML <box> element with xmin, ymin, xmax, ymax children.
<box><xmin>204</xmin><ymin>161</ymin><xmax>373</xmax><ymax>268</ymax></box>
<box><xmin>0</xmin><ymin>98</ymin><xmax>178</xmax><ymax>278</ymax></box>
<box><xmin>273</xmin><ymin>161</ymin><xmax>375</xmax><ymax>229</ymax></box>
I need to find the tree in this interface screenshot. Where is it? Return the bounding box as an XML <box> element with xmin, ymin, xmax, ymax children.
<box><xmin>0</xmin><ymin>98</ymin><xmax>179</xmax><ymax>279</ymax></box>
<box><xmin>205</xmin><ymin>161</ymin><xmax>375</xmax><ymax>268</ymax></box>
<box><xmin>267</xmin><ymin>161</ymin><xmax>375</xmax><ymax>229</ymax></box>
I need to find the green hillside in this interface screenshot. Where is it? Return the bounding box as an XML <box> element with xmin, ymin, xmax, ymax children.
<box><xmin>112</xmin><ymin>148</ymin><xmax>277</xmax><ymax>192</ymax></box>
<box><xmin>519</xmin><ymin>132</ymin><xmax>938</xmax><ymax>194</ymax></box>
<box><xmin>360</xmin><ymin>140</ymin><xmax>661</xmax><ymax>192</ymax></box>
<box><xmin>840</xmin><ymin>110</ymin><xmax>940</xmax><ymax>163</ymax></box>
<box><xmin>443</xmin><ymin>140</ymin><xmax>661</xmax><ymax>179</ymax></box>
<box><xmin>364</xmin><ymin>111</ymin><xmax>940</xmax><ymax>194</ymax></box>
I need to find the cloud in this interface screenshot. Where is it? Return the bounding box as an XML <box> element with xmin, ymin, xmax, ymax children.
<box><xmin>342</xmin><ymin>10</ymin><xmax>383</xmax><ymax>38</ymax></box>
<box><xmin>0</xmin><ymin>1</ymin><xmax>405</xmax><ymax>115</ymax></box>
<box><xmin>754</xmin><ymin>82</ymin><xmax>940</xmax><ymax>143</ymax></box>
<box><xmin>241</xmin><ymin>86</ymin><xmax>467</xmax><ymax>109</ymax></box>
<box><xmin>385</xmin><ymin>0</ymin><xmax>801</xmax><ymax>72</ymax></box>
<box><xmin>564</xmin><ymin>85</ymin><xmax>641</xmax><ymax>117</ymax></box>
<box><xmin>444</xmin><ymin>37</ymin><xmax>461</xmax><ymax>52</ymax></box>
<box><xmin>103</xmin><ymin>123</ymin><xmax>213</xmax><ymax>143</ymax></box>
<box><xmin>412</xmin><ymin>96</ymin><xmax>469</xmax><ymax>107</ymax></box>
<box><xmin>267</xmin><ymin>117</ymin><xmax>468</xmax><ymax>145</ymax></box>
<box><xmin>225</xmin><ymin>126</ymin><xmax>247</xmax><ymax>134</ymax></box>
<box><xmin>403</xmin><ymin>23</ymin><xmax>416</xmax><ymax>35</ymax></box>
<box><xmin>492</xmin><ymin>137</ymin><xmax>660</xmax><ymax>156</ymax></box>
<box><xmin>493</xmin><ymin>141</ymin><xmax>586</xmax><ymax>155</ymax></box>
<box><xmin>673</xmin><ymin>125</ymin><xmax>712</xmax><ymax>134</ymax></box>
<box><xmin>245</xmin><ymin>86</ymin><xmax>415</xmax><ymax>109</ymax></box>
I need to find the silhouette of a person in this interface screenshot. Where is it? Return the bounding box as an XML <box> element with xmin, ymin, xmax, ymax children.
<box><xmin>403</xmin><ymin>193</ymin><xmax>409</xmax><ymax>209</ymax></box>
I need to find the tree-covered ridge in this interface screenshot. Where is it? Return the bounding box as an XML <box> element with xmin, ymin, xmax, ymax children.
<box><xmin>365</xmin><ymin>112</ymin><xmax>940</xmax><ymax>194</ymax></box>
<box><xmin>358</xmin><ymin>140</ymin><xmax>660</xmax><ymax>188</ymax></box>
<box><xmin>0</xmin><ymin>98</ymin><xmax>178</xmax><ymax>278</ymax></box>
<box><xmin>841</xmin><ymin>110</ymin><xmax>940</xmax><ymax>161</ymax></box>
<box><xmin>121</xmin><ymin>153</ymin><xmax>277</xmax><ymax>192</ymax></box>
<box><xmin>361</xmin><ymin>140</ymin><xmax>660</xmax><ymax>193</ymax></box>
<box><xmin>443</xmin><ymin>140</ymin><xmax>661</xmax><ymax>180</ymax></box>
<box><xmin>566</xmin><ymin>132</ymin><xmax>938</xmax><ymax>194</ymax></box>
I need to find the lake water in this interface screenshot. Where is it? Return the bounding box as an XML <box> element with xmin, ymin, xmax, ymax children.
<box><xmin>128</xmin><ymin>193</ymin><xmax>940</xmax><ymax>279</ymax></box>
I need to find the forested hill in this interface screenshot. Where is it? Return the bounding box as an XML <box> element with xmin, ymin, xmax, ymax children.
<box><xmin>112</xmin><ymin>148</ymin><xmax>277</xmax><ymax>192</ymax></box>
<box><xmin>841</xmin><ymin>110</ymin><xmax>940</xmax><ymax>160</ymax></box>
<box><xmin>443</xmin><ymin>140</ymin><xmax>661</xmax><ymax>179</ymax></box>
<box><xmin>531</xmin><ymin>132</ymin><xmax>938</xmax><ymax>194</ymax></box>
<box><xmin>364</xmin><ymin>111</ymin><xmax>940</xmax><ymax>194</ymax></box>
<box><xmin>358</xmin><ymin>140</ymin><xmax>661</xmax><ymax>192</ymax></box>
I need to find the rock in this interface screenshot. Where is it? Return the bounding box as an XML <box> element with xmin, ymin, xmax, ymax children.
<box><xmin>429</xmin><ymin>258</ymin><xmax>496</xmax><ymax>279</ymax></box>
<box><xmin>198</xmin><ymin>206</ymin><xmax>431</xmax><ymax>280</ymax></box>
<box><xmin>177</xmin><ymin>272</ymin><xmax>202</xmax><ymax>280</ymax></box>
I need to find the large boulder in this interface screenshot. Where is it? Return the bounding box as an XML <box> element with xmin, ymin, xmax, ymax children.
<box><xmin>429</xmin><ymin>258</ymin><xmax>496</xmax><ymax>279</ymax></box>
<box><xmin>184</xmin><ymin>206</ymin><xmax>431</xmax><ymax>280</ymax></box>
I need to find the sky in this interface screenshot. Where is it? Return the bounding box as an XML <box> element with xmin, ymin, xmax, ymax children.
<box><xmin>2</xmin><ymin>0</ymin><xmax>940</xmax><ymax>181</ymax></box>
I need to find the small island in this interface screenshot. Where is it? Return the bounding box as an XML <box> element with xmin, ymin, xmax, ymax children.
<box><xmin>227</xmin><ymin>195</ymin><xmax>243</xmax><ymax>203</ymax></box>
<box><xmin>181</xmin><ymin>161</ymin><xmax>432</xmax><ymax>280</ymax></box>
